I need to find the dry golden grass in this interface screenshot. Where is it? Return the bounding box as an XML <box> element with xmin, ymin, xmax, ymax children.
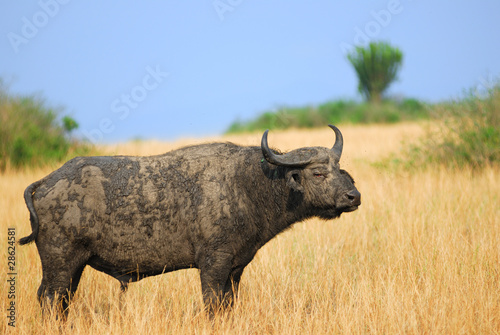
<box><xmin>1</xmin><ymin>122</ymin><xmax>499</xmax><ymax>334</ymax></box>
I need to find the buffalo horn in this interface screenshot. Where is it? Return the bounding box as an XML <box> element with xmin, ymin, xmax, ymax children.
<box><xmin>329</xmin><ymin>124</ymin><xmax>343</xmax><ymax>159</ymax></box>
<box><xmin>261</xmin><ymin>130</ymin><xmax>313</xmax><ymax>167</ymax></box>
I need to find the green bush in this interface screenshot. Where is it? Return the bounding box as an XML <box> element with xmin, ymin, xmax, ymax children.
<box><xmin>0</xmin><ymin>83</ymin><xmax>91</xmax><ymax>171</ymax></box>
<box><xmin>388</xmin><ymin>84</ymin><xmax>500</xmax><ymax>169</ymax></box>
<box><xmin>226</xmin><ymin>98</ymin><xmax>429</xmax><ymax>134</ymax></box>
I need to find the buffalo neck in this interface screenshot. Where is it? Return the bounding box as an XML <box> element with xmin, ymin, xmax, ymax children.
<box><xmin>237</xmin><ymin>149</ymin><xmax>311</xmax><ymax>245</ymax></box>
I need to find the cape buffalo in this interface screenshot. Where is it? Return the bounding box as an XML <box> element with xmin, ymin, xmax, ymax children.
<box><xmin>20</xmin><ymin>125</ymin><xmax>360</xmax><ymax>316</ymax></box>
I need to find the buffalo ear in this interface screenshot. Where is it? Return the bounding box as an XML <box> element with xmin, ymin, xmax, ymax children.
<box><xmin>286</xmin><ymin>170</ymin><xmax>304</xmax><ymax>192</ymax></box>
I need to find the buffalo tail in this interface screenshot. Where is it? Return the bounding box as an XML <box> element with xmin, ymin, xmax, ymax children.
<box><xmin>19</xmin><ymin>181</ymin><xmax>42</xmax><ymax>245</ymax></box>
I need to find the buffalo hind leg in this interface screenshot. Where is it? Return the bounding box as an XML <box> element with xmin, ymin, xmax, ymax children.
<box><xmin>38</xmin><ymin>264</ymin><xmax>86</xmax><ymax>320</ymax></box>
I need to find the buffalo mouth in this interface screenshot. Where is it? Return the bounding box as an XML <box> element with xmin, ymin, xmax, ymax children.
<box><xmin>340</xmin><ymin>205</ymin><xmax>359</xmax><ymax>213</ymax></box>
<box><xmin>314</xmin><ymin>203</ymin><xmax>360</xmax><ymax>220</ymax></box>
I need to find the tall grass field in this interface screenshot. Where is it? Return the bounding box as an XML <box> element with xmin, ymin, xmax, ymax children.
<box><xmin>1</xmin><ymin>123</ymin><xmax>499</xmax><ymax>334</ymax></box>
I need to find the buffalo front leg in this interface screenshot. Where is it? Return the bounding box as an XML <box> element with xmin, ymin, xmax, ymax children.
<box><xmin>199</xmin><ymin>251</ymin><xmax>234</xmax><ymax>315</ymax></box>
<box><xmin>223</xmin><ymin>266</ymin><xmax>245</xmax><ymax>307</ymax></box>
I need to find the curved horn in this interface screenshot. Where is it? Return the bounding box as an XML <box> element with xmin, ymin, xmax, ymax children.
<box><xmin>328</xmin><ymin>124</ymin><xmax>343</xmax><ymax>159</ymax></box>
<box><xmin>261</xmin><ymin>130</ymin><xmax>312</xmax><ymax>167</ymax></box>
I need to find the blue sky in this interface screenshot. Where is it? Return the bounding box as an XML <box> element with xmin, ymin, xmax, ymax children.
<box><xmin>1</xmin><ymin>1</ymin><xmax>499</xmax><ymax>143</ymax></box>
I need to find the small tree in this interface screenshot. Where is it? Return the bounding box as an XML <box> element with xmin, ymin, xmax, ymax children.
<box><xmin>62</xmin><ymin>115</ymin><xmax>79</xmax><ymax>133</ymax></box>
<box><xmin>347</xmin><ymin>41</ymin><xmax>403</xmax><ymax>103</ymax></box>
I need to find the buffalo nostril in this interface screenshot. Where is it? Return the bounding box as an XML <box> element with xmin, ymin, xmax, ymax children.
<box><xmin>345</xmin><ymin>190</ymin><xmax>361</xmax><ymax>206</ymax></box>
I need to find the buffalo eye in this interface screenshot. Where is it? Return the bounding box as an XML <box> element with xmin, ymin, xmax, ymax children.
<box><xmin>313</xmin><ymin>172</ymin><xmax>323</xmax><ymax>178</ymax></box>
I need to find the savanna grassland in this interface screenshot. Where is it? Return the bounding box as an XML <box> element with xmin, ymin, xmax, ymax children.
<box><xmin>1</xmin><ymin>123</ymin><xmax>499</xmax><ymax>334</ymax></box>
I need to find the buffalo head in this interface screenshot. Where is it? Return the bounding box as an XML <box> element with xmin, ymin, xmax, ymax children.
<box><xmin>261</xmin><ymin>125</ymin><xmax>361</xmax><ymax>219</ymax></box>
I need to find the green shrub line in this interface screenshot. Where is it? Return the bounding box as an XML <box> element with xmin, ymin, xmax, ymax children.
<box><xmin>226</xmin><ymin>97</ymin><xmax>429</xmax><ymax>134</ymax></box>
<box><xmin>2</xmin><ymin>78</ymin><xmax>498</xmax><ymax>171</ymax></box>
